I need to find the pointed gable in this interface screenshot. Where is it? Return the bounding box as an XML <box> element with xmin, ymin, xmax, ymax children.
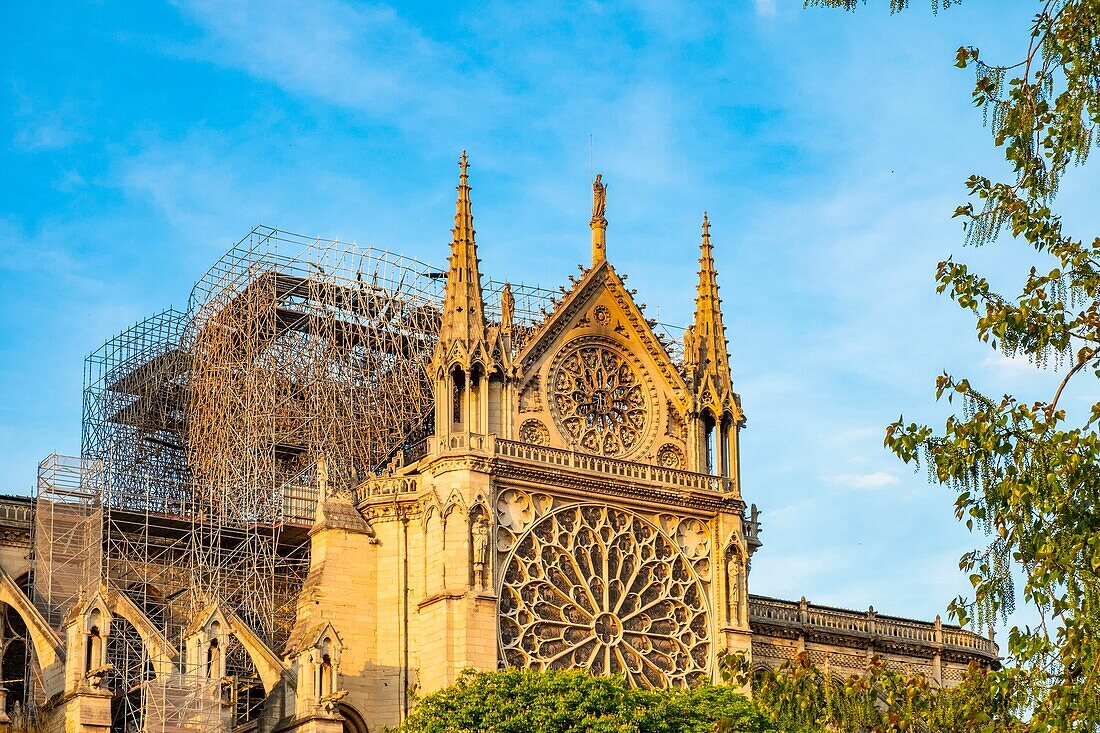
<box><xmin>513</xmin><ymin>258</ymin><xmax>692</xmax><ymax>467</ymax></box>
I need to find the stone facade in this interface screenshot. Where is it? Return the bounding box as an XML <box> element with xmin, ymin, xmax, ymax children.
<box><xmin>0</xmin><ymin>158</ymin><xmax>996</xmax><ymax>733</ymax></box>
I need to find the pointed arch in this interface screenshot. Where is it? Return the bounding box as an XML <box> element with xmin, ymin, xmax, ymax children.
<box><xmin>340</xmin><ymin>702</ymin><xmax>370</xmax><ymax>733</ymax></box>
<box><xmin>702</xmin><ymin>408</ymin><xmax>719</xmax><ymax>475</ymax></box>
<box><xmin>189</xmin><ymin>603</ymin><xmax>286</xmax><ymax>693</ymax></box>
<box><xmin>107</xmin><ymin>587</ymin><xmax>178</xmax><ymax>678</ymax></box>
<box><xmin>0</xmin><ymin>566</ymin><xmax>62</xmax><ymax>671</ymax></box>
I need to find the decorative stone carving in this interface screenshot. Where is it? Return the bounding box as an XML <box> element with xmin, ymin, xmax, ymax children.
<box><xmin>495</xmin><ymin>489</ymin><xmax>555</xmax><ymax>555</ymax></box>
<box><xmin>675</xmin><ymin>519</ymin><xmax>709</xmax><ymax>559</ymax></box>
<box><xmin>496</xmin><ymin>489</ymin><xmax>534</xmax><ymax>534</ymax></box>
<box><xmin>656</xmin><ymin>444</ymin><xmax>684</xmax><ymax>469</ymax></box>
<box><xmin>519</xmin><ymin>419</ymin><xmax>550</xmax><ymax>446</ymax></box>
<box><xmin>665</xmin><ymin>402</ymin><xmax>687</xmax><ymax>441</ymax></box>
<box><xmin>549</xmin><ymin>339</ymin><xmax>651</xmax><ymax>457</ymax></box>
<box><xmin>519</xmin><ymin>376</ymin><xmax>543</xmax><ymax>413</ymax></box>
<box><xmin>472</xmin><ymin>514</ymin><xmax>490</xmax><ymax>589</ymax></box>
<box><xmin>727</xmin><ymin>546</ymin><xmax>745</xmax><ymax>626</ymax></box>
<box><xmin>593</xmin><ymin>305</ymin><xmax>611</xmax><ymax>325</ymax></box>
<box><xmin>499</xmin><ymin>505</ymin><xmax>709</xmax><ymax>688</ymax></box>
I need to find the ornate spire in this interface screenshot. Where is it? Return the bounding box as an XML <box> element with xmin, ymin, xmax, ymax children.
<box><xmin>454</xmin><ymin>150</ymin><xmax>475</xmax><ymax>247</ymax></box>
<box><xmin>591</xmin><ymin>173</ymin><xmax>607</xmax><ymax>265</ymax></box>
<box><xmin>439</xmin><ymin>150</ymin><xmax>487</xmax><ymax>348</ymax></box>
<box><xmin>689</xmin><ymin>212</ymin><xmax>733</xmax><ymax>388</ymax></box>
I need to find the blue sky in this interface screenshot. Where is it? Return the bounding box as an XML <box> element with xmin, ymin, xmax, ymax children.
<box><xmin>2</xmin><ymin>0</ymin><xmax>1097</xmax><ymax>634</ymax></box>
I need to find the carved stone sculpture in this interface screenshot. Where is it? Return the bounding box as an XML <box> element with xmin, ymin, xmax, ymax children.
<box><xmin>472</xmin><ymin>517</ymin><xmax>490</xmax><ymax>588</ymax></box>
<box><xmin>501</xmin><ymin>282</ymin><xmax>515</xmax><ymax>334</ymax></box>
<box><xmin>592</xmin><ymin>174</ymin><xmax>606</xmax><ymax>220</ymax></box>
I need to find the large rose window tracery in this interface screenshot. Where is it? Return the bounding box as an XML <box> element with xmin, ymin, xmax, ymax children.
<box><xmin>549</xmin><ymin>342</ymin><xmax>650</xmax><ymax>457</ymax></box>
<box><xmin>498</xmin><ymin>505</ymin><xmax>710</xmax><ymax>688</ymax></box>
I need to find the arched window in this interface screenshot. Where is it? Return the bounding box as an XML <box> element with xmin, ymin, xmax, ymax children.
<box><xmin>469</xmin><ymin>366</ymin><xmax>482</xmax><ymax>432</ymax></box>
<box><xmin>86</xmin><ymin>607</ymin><xmax>104</xmax><ymax>673</ymax></box>
<box><xmin>340</xmin><ymin>703</ymin><xmax>369</xmax><ymax>733</ymax></box>
<box><xmin>720</xmin><ymin>413</ymin><xmax>733</xmax><ymax>478</ymax></box>
<box><xmin>1</xmin><ymin>574</ymin><xmax>32</xmax><ymax>713</ymax></box>
<box><xmin>318</xmin><ymin>636</ymin><xmax>334</xmax><ymax>696</ymax></box>
<box><xmin>1</xmin><ymin>638</ymin><xmax>27</xmax><ymax>712</ymax></box>
<box><xmin>451</xmin><ymin>368</ymin><xmax>465</xmax><ymax>427</ymax></box>
<box><xmin>225</xmin><ymin>635</ymin><xmax>265</xmax><ymax>725</ymax></box>
<box><xmin>703</xmin><ymin>411</ymin><xmax>718</xmax><ymax>475</ymax></box>
<box><xmin>206</xmin><ymin>637</ymin><xmax>220</xmax><ymax>678</ymax></box>
<box><xmin>105</xmin><ymin>615</ymin><xmax>155</xmax><ymax>733</ymax></box>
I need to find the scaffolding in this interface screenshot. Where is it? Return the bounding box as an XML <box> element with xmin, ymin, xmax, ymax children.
<box><xmin>143</xmin><ymin>675</ymin><xmax>223</xmax><ymax>733</ymax></box>
<box><xmin>82</xmin><ymin>308</ymin><xmax>191</xmax><ymax>513</ymax></box>
<box><xmin>24</xmin><ymin>222</ymin><xmax>693</xmax><ymax>731</ymax></box>
<box><xmin>24</xmin><ymin>226</ymin><xmax>555</xmax><ymax>731</ymax></box>
<box><xmin>33</xmin><ymin>455</ymin><xmax>103</xmax><ymax>629</ymax></box>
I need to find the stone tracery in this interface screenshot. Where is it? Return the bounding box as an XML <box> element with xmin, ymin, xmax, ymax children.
<box><xmin>498</xmin><ymin>505</ymin><xmax>710</xmax><ymax>688</ymax></box>
<box><xmin>549</xmin><ymin>341</ymin><xmax>651</xmax><ymax>457</ymax></box>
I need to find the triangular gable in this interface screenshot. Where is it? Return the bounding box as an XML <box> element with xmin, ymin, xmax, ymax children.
<box><xmin>517</xmin><ymin>260</ymin><xmax>689</xmax><ymax>405</ymax></box>
<box><xmin>512</xmin><ymin>260</ymin><xmax>693</xmax><ymax>467</ymax></box>
<box><xmin>185</xmin><ymin>603</ymin><xmax>229</xmax><ymax>638</ymax></box>
<box><xmin>696</xmin><ymin>371</ymin><xmax>742</xmax><ymax>424</ymax></box>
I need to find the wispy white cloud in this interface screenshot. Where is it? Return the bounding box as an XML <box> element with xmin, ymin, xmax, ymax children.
<box><xmin>171</xmin><ymin>0</ymin><xmax>498</xmax><ymax>126</ymax></box>
<box><xmin>981</xmin><ymin>351</ymin><xmax>1048</xmax><ymax>381</ymax></box>
<box><xmin>14</xmin><ymin>121</ymin><xmax>80</xmax><ymax>152</ymax></box>
<box><xmin>827</xmin><ymin>471</ymin><xmax>901</xmax><ymax>490</ymax></box>
<box><xmin>8</xmin><ymin>84</ymin><xmax>85</xmax><ymax>152</ymax></box>
<box><xmin>754</xmin><ymin>0</ymin><xmax>777</xmax><ymax>17</ymax></box>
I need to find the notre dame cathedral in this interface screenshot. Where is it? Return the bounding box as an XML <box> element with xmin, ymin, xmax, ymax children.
<box><xmin>0</xmin><ymin>154</ymin><xmax>996</xmax><ymax>733</ymax></box>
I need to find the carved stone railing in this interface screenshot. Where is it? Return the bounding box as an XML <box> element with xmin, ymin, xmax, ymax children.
<box><xmin>749</xmin><ymin>595</ymin><xmax>998</xmax><ymax>660</ymax></box>
<box><xmin>0</xmin><ymin>496</ymin><xmax>33</xmax><ymax>527</ymax></box>
<box><xmin>428</xmin><ymin>433</ymin><xmax>492</xmax><ymax>454</ymax></box>
<box><xmin>493</xmin><ymin>438</ymin><xmax>735</xmax><ymax>494</ymax></box>
<box><xmin>943</xmin><ymin>626</ymin><xmax>998</xmax><ymax>653</ymax></box>
<box><xmin>748</xmin><ymin>596</ymin><xmax>802</xmax><ymax>625</ymax></box>
<box><xmin>354</xmin><ymin>476</ymin><xmax>419</xmax><ymax>503</ymax></box>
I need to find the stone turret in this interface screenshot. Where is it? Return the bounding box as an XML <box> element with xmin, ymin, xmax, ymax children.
<box><xmin>431</xmin><ymin>152</ymin><xmax>512</xmax><ymax>440</ymax></box>
<box><xmin>684</xmin><ymin>213</ymin><xmax>743</xmax><ymax>481</ymax></box>
<box><xmin>437</xmin><ymin>151</ymin><xmax>488</xmax><ymax>353</ymax></box>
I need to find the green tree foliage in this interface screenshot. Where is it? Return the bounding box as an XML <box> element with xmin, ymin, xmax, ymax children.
<box><xmin>394</xmin><ymin>669</ymin><xmax>772</xmax><ymax>733</ymax></box>
<box><xmin>721</xmin><ymin>652</ymin><xmax>1030</xmax><ymax>732</ymax></box>
<box><xmin>809</xmin><ymin>0</ymin><xmax>1100</xmax><ymax>730</ymax></box>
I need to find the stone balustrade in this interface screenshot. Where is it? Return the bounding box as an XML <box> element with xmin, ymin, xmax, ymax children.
<box><xmin>0</xmin><ymin>496</ymin><xmax>33</xmax><ymax>527</ymax></box>
<box><xmin>493</xmin><ymin>438</ymin><xmax>735</xmax><ymax>495</ymax></box>
<box><xmin>354</xmin><ymin>476</ymin><xmax>419</xmax><ymax>502</ymax></box>
<box><xmin>748</xmin><ymin>594</ymin><xmax>998</xmax><ymax>660</ymax></box>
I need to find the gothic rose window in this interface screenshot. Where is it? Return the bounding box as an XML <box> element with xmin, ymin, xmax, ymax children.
<box><xmin>550</xmin><ymin>343</ymin><xmax>649</xmax><ymax>457</ymax></box>
<box><xmin>498</xmin><ymin>505</ymin><xmax>709</xmax><ymax>688</ymax></box>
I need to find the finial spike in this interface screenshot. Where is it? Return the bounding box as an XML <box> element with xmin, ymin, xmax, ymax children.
<box><xmin>439</xmin><ymin>150</ymin><xmax>486</xmax><ymax>347</ymax></box>
<box><xmin>688</xmin><ymin>211</ymin><xmax>733</xmax><ymax>390</ymax></box>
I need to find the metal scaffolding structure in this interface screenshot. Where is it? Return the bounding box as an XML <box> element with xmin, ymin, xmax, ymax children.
<box><xmin>33</xmin><ymin>455</ymin><xmax>103</xmax><ymax>630</ymax></box>
<box><xmin>27</xmin><ymin>226</ymin><xmax>556</xmax><ymax>731</ymax></box>
<box><xmin>143</xmin><ymin>674</ymin><xmax>224</xmax><ymax>733</ymax></box>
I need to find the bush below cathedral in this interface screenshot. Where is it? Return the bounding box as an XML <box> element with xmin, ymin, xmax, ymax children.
<box><xmin>393</xmin><ymin>669</ymin><xmax>773</xmax><ymax>733</ymax></box>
